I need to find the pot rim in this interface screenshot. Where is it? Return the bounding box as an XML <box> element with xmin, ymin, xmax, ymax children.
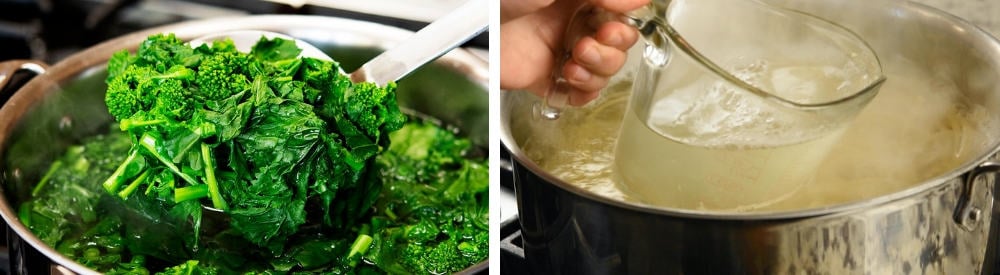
<box><xmin>0</xmin><ymin>15</ymin><xmax>488</xmax><ymax>274</ymax></box>
<box><xmin>500</xmin><ymin>0</ymin><xmax>1000</xmax><ymax>221</ymax></box>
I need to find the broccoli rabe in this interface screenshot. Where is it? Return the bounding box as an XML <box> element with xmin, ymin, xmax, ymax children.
<box><xmin>24</xmin><ymin>32</ymin><xmax>486</xmax><ymax>275</ymax></box>
<box><xmin>26</xmin><ymin>119</ymin><xmax>487</xmax><ymax>274</ymax></box>
<box><xmin>195</xmin><ymin>51</ymin><xmax>253</xmax><ymax>101</ymax></box>
<box><xmin>105</xmin><ymin>65</ymin><xmax>195</xmax><ymax>121</ymax></box>
<box><xmin>101</xmin><ymin>33</ymin><xmax>405</xmax><ymax>253</ymax></box>
<box><xmin>20</xmin><ymin>132</ymin><xmax>132</xmax><ymax>246</ymax></box>
<box><xmin>156</xmin><ymin>260</ymin><xmax>218</xmax><ymax>275</ymax></box>
<box><xmin>365</xmin><ymin>122</ymin><xmax>489</xmax><ymax>274</ymax></box>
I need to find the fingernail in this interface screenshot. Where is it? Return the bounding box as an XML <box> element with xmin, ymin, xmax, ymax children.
<box><xmin>569</xmin><ymin>65</ymin><xmax>591</xmax><ymax>82</ymax></box>
<box><xmin>579</xmin><ymin>46</ymin><xmax>601</xmax><ymax>65</ymax></box>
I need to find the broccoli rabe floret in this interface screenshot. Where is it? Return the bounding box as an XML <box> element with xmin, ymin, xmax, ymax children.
<box><xmin>346</xmin><ymin>81</ymin><xmax>407</xmax><ymax>138</ymax></box>
<box><xmin>151</xmin><ymin>79</ymin><xmax>194</xmax><ymax>120</ymax></box>
<box><xmin>105</xmin><ymin>67</ymin><xmax>147</xmax><ymax>120</ymax></box>
<box><xmin>398</xmin><ymin>233</ymin><xmax>487</xmax><ymax>275</ymax></box>
<box><xmin>392</xmin><ymin>200</ymin><xmax>487</xmax><ymax>275</ymax></box>
<box><xmin>105</xmin><ymin>65</ymin><xmax>196</xmax><ymax>121</ymax></box>
<box><xmin>156</xmin><ymin>260</ymin><xmax>218</xmax><ymax>275</ymax></box>
<box><xmin>195</xmin><ymin>51</ymin><xmax>253</xmax><ymax>101</ymax></box>
<box><xmin>366</xmin><ymin>121</ymin><xmax>488</xmax><ymax>274</ymax></box>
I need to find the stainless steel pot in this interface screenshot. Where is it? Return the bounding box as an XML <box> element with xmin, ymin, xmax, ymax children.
<box><xmin>500</xmin><ymin>0</ymin><xmax>1000</xmax><ymax>274</ymax></box>
<box><xmin>0</xmin><ymin>15</ymin><xmax>489</xmax><ymax>274</ymax></box>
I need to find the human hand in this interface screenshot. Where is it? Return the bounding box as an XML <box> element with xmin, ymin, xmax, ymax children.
<box><xmin>500</xmin><ymin>0</ymin><xmax>648</xmax><ymax>106</ymax></box>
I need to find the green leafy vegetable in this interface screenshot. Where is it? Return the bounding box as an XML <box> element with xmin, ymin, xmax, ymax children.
<box><xmin>101</xmin><ymin>33</ymin><xmax>406</xmax><ymax>252</ymax></box>
<box><xmin>366</xmin><ymin>122</ymin><xmax>489</xmax><ymax>274</ymax></box>
<box><xmin>21</xmin><ymin>32</ymin><xmax>487</xmax><ymax>274</ymax></box>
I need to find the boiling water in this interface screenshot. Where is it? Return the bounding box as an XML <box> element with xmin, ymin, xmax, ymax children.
<box><xmin>522</xmin><ymin>56</ymin><xmax>994</xmax><ymax>212</ymax></box>
<box><xmin>616</xmin><ymin>110</ymin><xmax>844</xmax><ymax>211</ymax></box>
<box><xmin>615</xmin><ymin>60</ymin><xmax>863</xmax><ymax>211</ymax></box>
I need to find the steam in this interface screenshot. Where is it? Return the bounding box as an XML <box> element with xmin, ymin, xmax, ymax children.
<box><xmin>776</xmin><ymin>56</ymin><xmax>996</xmax><ymax>208</ymax></box>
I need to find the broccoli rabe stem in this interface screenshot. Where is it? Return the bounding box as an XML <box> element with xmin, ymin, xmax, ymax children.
<box><xmin>120</xmin><ymin>118</ymin><xmax>167</xmax><ymax>131</ymax></box>
<box><xmin>383</xmin><ymin>208</ymin><xmax>398</xmax><ymax>221</ymax></box>
<box><xmin>347</xmin><ymin>234</ymin><xmax>374</xmax><ymax>267</ymax></box>
<box><xmin>103</xmin><ymin>149</ymin><xmax>143</xmax><ymax>193</ymax></box>
<box><xmin>139</xmin><ymin>133</ymin><xmax>199</xmax><ymax>186</ymax></box>
<box><xmin>117</xmin><ymin>169</ymin><xmax>151</xmax><ymax>199</ymax></box>
<box><xmin>174</xmin><ymin>184</ymin><xmax>209</xmax><ymax>203</ymax></box>
<box><xmin>18</xmin><ymin>202</ymin><xmax>32</xmax><ymax>228</ymax></box>
<box><xmin>152</xmin><ymin>65</ymin><xmax>195</xmax><ymax>81</ymax></box>
<box><xmin>32</xmin><ymin>160</ymin><xmax>62</xmax><ymax>197</ymax></box>
<box><xmin>201</xmin><ymin>143</ymin><xmax>228</xmax><ymax>211</ymax></box>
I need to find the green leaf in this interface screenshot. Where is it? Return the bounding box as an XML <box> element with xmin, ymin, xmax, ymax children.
<box><xmin>107</xmin><ymin>50</ymin><xmax>135</xmax><ymax>81</ymax></box>
<box><xmin>250</xmin><ymin>36</ymin><xmax>302</xmax><ymax>62</ymax></box>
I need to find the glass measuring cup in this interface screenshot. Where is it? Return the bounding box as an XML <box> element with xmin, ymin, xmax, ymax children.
<box><xmin>584</xmin><ymin>0</ymin><xmax>885</xmax><ymax>211</ymax></box>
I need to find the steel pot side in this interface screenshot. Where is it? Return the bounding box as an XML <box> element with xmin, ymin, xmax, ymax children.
<box><xmin>0</xmin><ymin>15</ymin><xmax>488</xmax><ymax>275</ymax></box>
<box><xmin>500</xmin><ymin>0</ymin><xmax>1000</xmax><ymax>274</ymax></box>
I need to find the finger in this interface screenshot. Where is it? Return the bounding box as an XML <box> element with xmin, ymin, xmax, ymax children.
<box><xmin>563</xmin><ymin>60</ymin><xmax>611</xmax><ymax>94</ymax></box>
<box><xmin>571</xmin><ymin>37</ymin><xmax>629</xmax><ymax>76</ymax></box>
<box><xmin>591</xmin><ymin>0</ymin><xmax>649</xmax><ymax>13</ymax></box>
<box><xmin>594</xmin><ymin>21</ymin><xmax>639</xmax><ymax>51</ymax></box>
<box><xmin>499</xmin><ymin>19</ymin><xmax>557</xmax><ymax>92</ymax></box>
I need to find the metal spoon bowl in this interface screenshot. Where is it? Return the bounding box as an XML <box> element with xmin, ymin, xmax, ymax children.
<box><xmin>189</xmin><ymin>30</ymin><xmax>334</xmax><ymax>61</ymax></box>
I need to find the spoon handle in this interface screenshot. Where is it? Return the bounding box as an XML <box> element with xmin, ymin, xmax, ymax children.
<box><xmin>354</xmin><ymin>0</ymin><xmax>488</xmax><ymax>86</ymax></box>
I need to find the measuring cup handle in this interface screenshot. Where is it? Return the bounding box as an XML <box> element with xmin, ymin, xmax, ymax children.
<box><xmin>535</xmin><ymin>5</ymin><xmax>632</xmax><ymax>120</ymax></box>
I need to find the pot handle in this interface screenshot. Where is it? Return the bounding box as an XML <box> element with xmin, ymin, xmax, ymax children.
<box><xmin>0</xmin><ymin>60</ymin><xmax>48</xmax><ymax>101</ymax></box>
<box><xmin>954</xmin><ymin>160</ymin><xmax>1000</xmax><ymax>231</ymax></box>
